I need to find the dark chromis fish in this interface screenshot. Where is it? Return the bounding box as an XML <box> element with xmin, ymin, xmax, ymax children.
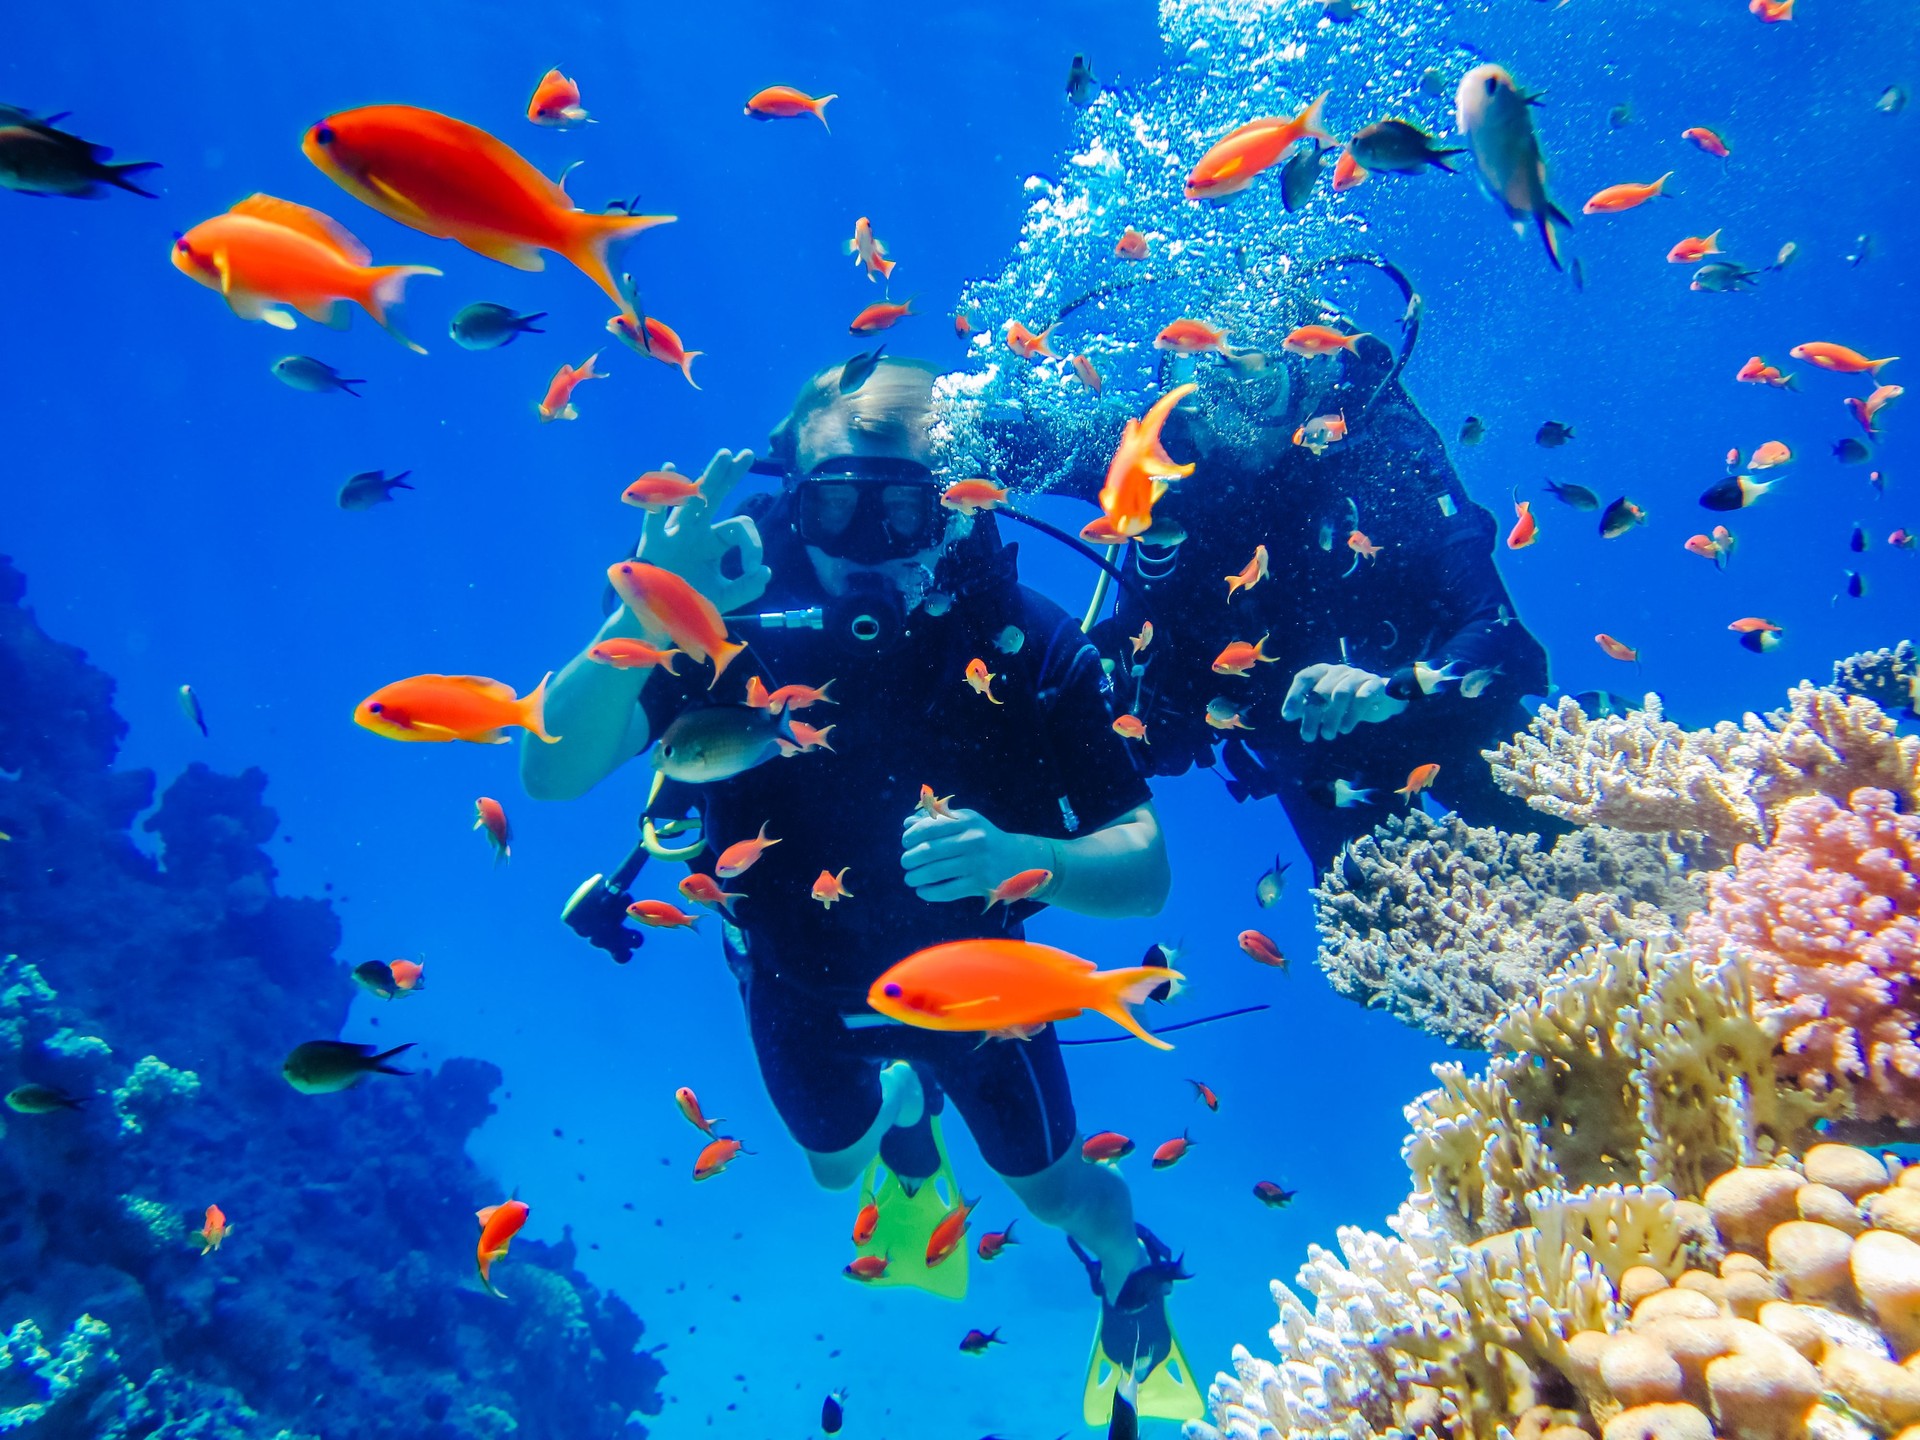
<box><xmin>654</xmin><ymin>705</ymin><xmax>798</xmax><ymax>783</ymax></box>
<box><xmin>352</xmin><ymin>960</ymin><xmax>402</xmax><ymax>999</ymax></box>
<box><xmin>0</xmin><ymin>105</ymin><xmax>159</xmax><ymax>197</ymax></box>
<box><xmin>339</xmin><ymin>469</ymin><xmax>414</xmax><ymax>510</ymax></box>
<box><xmin>821</xmin><ymin>1390</ymin><xmax>847</xmax><ymax>1435</ymax></box>
<box><xmin>1280</xmin><ymin>142</ymin><xmax>1330</xmax><ymax>212</ymax></box>
<box><xmin>282</xmin><ymin>1040</ymin><xmax>415</xmax><ymax>1094</ymax></box>
<box><xmin>6</xmin><ymin>1083</ymin><xmax>86</xmax><ymax>1114</ymax></box>
<box><xmin>1066</xmin><ymin>54</ymin><xmax>1102</xmax><ymax>106</ymax></box>
<box><xmin>1700</xmin><ymin>474</ymin><xmax>1774</xmax><ymax>511</ymax></box>
<box><xmin>449</xmin><ymin>302</ymin><xmax>546</xmax><ymax>350</ymax></box>
<box><xmin>838</xmin><ymin>343</ymin><xmax>887</xmax><ymax>394</ymax></box>
<box><xmin>1599</xmin><ymin>496</ymin><xmax>1647</xmax><ymax>538</ymax></box>
<box><xmin>1458</xmin><ymin>415</ymin><xmax>1486</xmax><ymax>445</ymax></box>
<box><xmin>1255</xmin><ymin>856</ymin><xmax>1290</xmax><ymax>908</ymax></box>
<box><xmin>1348</xmin><ymin>119</ymin><xmax>1464</xmax><ymax>174</ymax></box>
<box><xmin>272</xmin><ymin>355</ymin><xmax>363</xmax><ymax>395</ymax></box>
<box><xmin>1535</xmin><ymin>420</ymin><xmax>1574</xmax><ymax>448</ymax></box>
<box><xmin>1690</xmin><ymin>262</ymin><xmax>1760</xmax><ymax>293</ymax></box>
<box><xmin>1544</xmin><ymin>480</ymin><xmax>1598</xmax><ymax>510</ymax></box>
<box><xmin>1834</xmin><ymin>438</ymin><xmax>1872</xmax><ymax>465</ymax></box>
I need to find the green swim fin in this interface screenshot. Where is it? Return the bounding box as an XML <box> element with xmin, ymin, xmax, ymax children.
<box><xmin>851</xmin><ymin>1113</ymin><xmax>969</xmax><ymax>1301</ymax></box>
<box><xmin>1082</xmin><ymin>1318</ymin><xmax>1204</xmax><ymax>1425</ymax></box>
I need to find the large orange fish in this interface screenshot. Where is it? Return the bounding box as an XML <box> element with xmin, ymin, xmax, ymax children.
<box><xmin>355</xmin><ymin>673</ymin><xmax>555</xmax><ymax>744</ymax></box>
<box><xmin>867</xmin><ymin>939</ymin><xmax>1184</xmax><ymax>1049</ymax></box>
<box><xmin>1184</xmin><ymin>95</ymin><xmax>1334</xmax><ymax>200</ymax></box>
<box><xmin>1097</xmin><ymin>383</ymin><xmax>1197</xmax><ymax>538</ymax></box>
<box><xmin>926</xmin><ymin>1196</ymin><xmax>978</xmax><ymax>1267</ymax></box>
<box><xmin>745</xmin><ymin>86</ymin><xmax>836</xmax><ymax>130</ymax></box>
<box><xmin>607</xmin><ymin>562</ymin><xmax>745</xmax><ymax>681</ymax></box>
<box><xmin>303</xmin><ymin>106</ymin><xmax>672</xmax><ymax>311</ymax></box>
<box><xmin>172</xmin><ymin>194</ymin><xmax>441</xmax><ymax>351</ymax></box>
<box><xmin>850</xmin><ymin>298</ymin><xmax>915</xmax><ymax>333</ymax></box>
<box><xmin>476</xmin><ymin>1199</ymin><xmax>530</xmax><ymax>1298</ymax></box>
<box><xmin>1582</xmin><ymin>173</ymin><xmax>1673</xmax><ymax>214</ymax></box>
<box><xmin>1789</xmin><ymin>342</ymin><xmax>1898</xmax><ymax>375</ymax></box>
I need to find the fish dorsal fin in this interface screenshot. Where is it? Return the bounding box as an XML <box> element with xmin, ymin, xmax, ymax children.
<box><xmin>229</xmin><ymin>194</ymin><xmax>371</xmax><ymax>265</ymax></box>
<box><xmin>554</xmin><ymin>158</ymin><xmax>584</xmax><ymax>198</ymax></box>
<box><xmin>443</xmin><ymin>675</ymin><xmax>517</xmax><ymax>701</ymax></box>
<box><xmin>477</xmin><ymin>1204</ymin><xmax>501</xmax><ymax>1227</ymax></box>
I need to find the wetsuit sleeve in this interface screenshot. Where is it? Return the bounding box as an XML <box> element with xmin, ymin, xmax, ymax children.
<box><xmin>1031</xmin><ymin>601</ymin><xmax>1153</xmax><ymax>835</ymax></box>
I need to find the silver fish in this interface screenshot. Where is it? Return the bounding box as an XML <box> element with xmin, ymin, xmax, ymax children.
<box><xmin>1848</xmin><ymin>233</ymin><xmax>1875</xmax><ymax>268</ymax></box>
<box><xmin>1066</xmin><ymin>54</ymin><xmax>1101</xmax><ymax>106</ymax></box>
<box><xmin>995</xmin><ymin>625</ymin><xmax>1026</xmax><ymax>655</ymax></box>
<box><xmin>1770</xmin><ymin>241</ymin><xmax>1798</xmax><ymax>272</ymax></box>
<box><xmin>1255</xmin><ymin>856</ymin><xmax>1291</xmax><ymax>908</ymax></box>
<box><xmin>1456</xmin><ymin>64</ymin><xmax>1573</xmax><ymax>270</ymax></box>
<box><xmin>177</xmin><ymin>684</ymin><xmax>208</xmax><ymax>737</ymax></box>
<box><xmin>654</xmin><ymin>705</ymin><xmax>796</xmax><ymax>783</ymax></box>
<box><xmin>1878</xmin><ymin>86</ymin><xmax>1908</xmax><ymax>115</ymax></box>
<box><xmin>1459</xmin><ymin>664</ymin><xmax>1503</xmax><ymax>699</ymax></box>
<box><xmin>1331</xmin><ymin>779</ymin><xmax>1376</xmax><ymax>807</ymax></box>
<box><xmin>272</xmin><ymin>355</ymin><xmax>363</xmax><ymax>396</ymax></box>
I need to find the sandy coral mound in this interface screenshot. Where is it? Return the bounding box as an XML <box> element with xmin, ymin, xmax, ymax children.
<box><xmin>1688</xmin><ymin>788</ymin><xmax>1920</xmax><ymax>1127</ymax></box>
<box><xmin>1314</xmin><ymin>814</ymin><xmax>1706</xmax><ymax>1047</ymax></box>
<box><xmin>1831</xmin><ymin>642</ymin><xmax>1918</xmax><ymax>716</ymax></box>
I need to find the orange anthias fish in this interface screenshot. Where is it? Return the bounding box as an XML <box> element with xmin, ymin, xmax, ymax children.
<box><xmin>1683</xmin><ymin>526</ymin><xmax>1736</xmax><ymax>569</ymax></box>
<box><xmin>1114</xmin><ymin>227</ymin><xmax>1150</xmax><ymax>260</ymax></box>
<box><xmin>984</xmin><ymin>868</ymin><xmax>1053</xmax><ymax>911</ymax></box>
<box><xmin>1749</xmin><ymin>0</ymin><xmax>1793</xmax><ymax>23</ymax></box>
<box><xmin>1153</xmin><ymin>319</ymin><xmax>1231</xmax><ymax>355</ymax></box>
<box><xmin>303</xmin><ymin>106</ymin><xmax>672</xmax><ymax>311</ymax></box>
<box><xmin>390</xmin><ymin>959</ymin><xmax>425</xmax><ymax>992</ymax></box>
<box><xmin>537</xmin><ymin>352</ymin><xmax>604</xmax><ymax>421</ymax></box>
<box><xmin>1098</xmin><ymin>382</ymin><xmax>1197</xmax><ymax>539</ymax></box>
<box><xmin>607</xmin><ymin>312</ymin><xmax>703</xmax><ymax>388</ymax></box>
<box><xmin>977</xmin><ymin>1221</ymin><xmax>1018</xmax><ymax>1260</ymax></box>
<box><xmin>965</xmin><ymin>658</ymin><xmax>1001</xmax><ymax>704</ymax></box>
<box><xmin>171</xmin><ymin>194</ymin><xmax>442</xmax><ymax>351</ymax></box>
<box><xmin>476</xmin><ymin>1199</ymin><xmax>530</xmax><ymax>1298</ymax></box>
<box><xmin>1681</xmin><ymin>126</ymin><xmax>1730</xmax><ymax>158</ymax></box>
<box><xmin>868</xmin><ymin>939</ymin><xmax>1186</xmax><ymax>1049</ymax></box>
<box><xmin>1865</xmin><ymin>384</ymin><xmax>1904</xmax><ymax>423</ymax></box>
<box><xmin>1225</xmin><ymin>544</ymin><xmax>1270</xmax><ymax>598</ymax></box>
<box><xmin>1395</xmin><ymin>762</ymin><xmax>1442</xmax><ymax>805</ymax></box>
<box><xmin>694</xmin><ymin>1136</ymin><xmax>750</xmax><ymax>1180</ymax></box>
<box><xmin>745</xmin><ymin>85</ymin><xmax>836</xmax><ymax>131</ymax></box>
<box><xmin>917</xmin><ymin>785</ymin><xmax>958</xmax><ymax>819</ymax></box>
<box><xmin>1152</xmin><ymin>1132</ymin><xmax>1193</xmax><ymax>1170</ymax></box>
<box><xmin>1332</xmin><ymin>148</ymin><xmax>1369</xmax><ymax>191</ymax></box>
<box><xmin>678</xmin><ymin>872</ymin><xmax>745</xmax><ymax>915</ymax></box>
<box><xmin>1728</xmin><ymin>616</ymin><xmax>1783</xmax><ymax>634</ymax></box>
<box><xmin>528</xmin><ymin>68</ymin><xmax>591</xmax><ymax>127</ymax></box>
<box><xmin>675</xmin><ymin>1085</ymin><xmax>725</xmax><ymax>1136</ymax></box>
<box><xmin>1212</xmin><ymin>634</ymin><xmax>1279</xmax><ymax>676</ymax></box>
<box><xmin>1282</xmin><ymin>324</ymin><xmax>1366</xmax><ymax>357</ymax></box>
<box><xmin>1506</xmin><ymin>496</ymin><xmax>1538</xmax><ymax>550</ymax></box>
<box><xmin>1667</xmin><ymin>229</ymin><xmax>1724</xmax><ymax>263</ymax></box>
<box><xmin>1294</xmin><ymin>412</ymin><xmax>1349</xmax><ymax>456</ymax></box>
<box><xmin>623</xmin><ymin>471</ymin><xmax>706</xmax><ymax>512</ymax></box>
<box><xmin>199</xmin><ymin>1204</ymin><xmax>230</xmax><ymax>1255</ymax></box>
<box><xmin>1346</xmin><ymin>528</ymin><xmax>1382</xmax><ymax>561</ymax></box>
<box><xmin>783</xmin><ymin>719</ymin><xmax>831</xmax><ymax>753</ymax></box>
<box><xmin>1582</xmin><ymin>173</ymin><xmax>1673</xmax><ymax>214</ymax></box>
<box><xmin>846</xmin><ymin>216</ymin><xmax>895</xmax><ymax>282</ymax></box>
<box><xmin>1112</xmin><ymin>714</ymin><xmax>1149</xmax><ymax>742</ymax></box>
<box><xmin>1749</xmin><ymin>441</ymin><xmax>1792</xmax><ymax>469</ymax></box>
<box><xmin>1238</xmin><ymin>929</ymin><xmax>1286</xmax><ymax>969</ymax></box>
<box><xmin>587</xmin><ymin>638</ymin><xmax>683</xmax><ymax>672</ymax></box>
<box><xmin>1789</xmin><ymin>342</ymin><xmax>1899</xmax><ymax>375</ymax></box>
<box><xmin>850</xmin><ymin>298</ymin><xmax>916</xmax><ymax>333</ymax></box>
<box><xmin>1184</xmin><ymin>94</ymin><xmax>1334</xmax><ymax>200</ymax></box>
<box><xmin>1131</xmin><ymin>622</ymin><xmax>1154</xmax><ymax>656</ymax></box>
<box><xmin>356</xmin><ymin>673</ymin><xmax>555</xmax><ymax>744</ymax></box>
<box><xmin>627</xmin><ymin>899</ymin><xmax>701</xmax><ymax>929</ymax></box>
<box><xmin>1188</xmin><ymin>1078</ymin><xmax>1220</xmax><ymax>1111</ymax></box>
<box><xmin>926</xmin><ymin>1196</ymin><xmax>978</xmax><ymax>1267</ymax></box>
<box><xmin>767</xmin><ymin>680</ymin><xmax>837</xmax><ymax>712</ymax></box>
<box><xmin>1070</xmin><ymin>354</ymin><xmax>1103</xmax><ymax>394</ymax></box>
<box><xmin>1736</xmin><ymin>355</ymin><xmax>1796</xmax><ymax>389</ymax></box>
<box><xmin>844</xmin><ymin>1254</ymin><xmax>889</xmax><ymax>1281</ymax></box>
<box><xmin>954</xmin><ymin>311</ymin><xmax>975</xmax><ymax>338</ymax></box>
<box><xmin>474</xmin><ymin>797</ymin><xmax>511</xmax><ymax>863</ymax></box>
<box><xmin>607</xmin><ymin>561</ymin><xmax>745</xmax><ymax>681</ymax></box>
<box><xmin>1081</xmin><ymin>1132</ymin><xmax>1135</xmax><ymax>1163</ymax></box>
<box><xmin>1005</xmin><ymin>320</ymin><xmax>1055</xmax><ymax>359</ymax></box>
<box><xmin>716</xmin><ymin>821</ymin><xmax>781</xmax><ymax>878</ymax></box>
<box><xmin>941</xmin><ymin>479</ymin><xmax>1009</xmax><ymax>515</ymax></box>
<box><xmin>812</xmin><ymin>867</ymin><xmax>853</xmax><ymax>908</ymax></box>
<box><xmin>853</xmin><ymin>1200</ymin><xmax>880</xmax><ymax>1244</ymax></box>
<box><xmin>1595</xmin><ymin>633</ymin><xmax>1640</xmax><ymax>663</ymax></box>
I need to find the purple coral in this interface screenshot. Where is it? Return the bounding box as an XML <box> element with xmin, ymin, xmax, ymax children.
<box><xmin>1687</xmin><ymin>787</ymin><xmax>1920</xmax><ymax>1123</ymax></box>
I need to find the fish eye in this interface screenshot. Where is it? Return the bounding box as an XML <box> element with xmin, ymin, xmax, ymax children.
<box><xmin>368</xmin><ymin>702</ymin><xmax>383</xmax><ymax>714</ymax></box>
<box><xmin>314</xmin><ymin>123</ymin><xmax>335</xmax><ymax>145</ymax></box>
<box><xmin>884</xmin><ymin>983</ymin><xmax>902</xmax><ymax>999</ymax></box>
<box><xmin>1484</xmin><ymin>77</ymin><xmax>1498</xmax><ymax>95</ymax></box>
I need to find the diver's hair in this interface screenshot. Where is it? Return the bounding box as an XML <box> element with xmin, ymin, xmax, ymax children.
<box><xmin>767</xmin><ymin>355</ymin><xmax>943</xmax><ymax>476</ymax></box>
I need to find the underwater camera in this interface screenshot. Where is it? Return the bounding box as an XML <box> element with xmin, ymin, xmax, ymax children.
<box><xmin>562</xmin><ymin>865</ymin><xmax>644</xmax><ymax>965</ymax></box>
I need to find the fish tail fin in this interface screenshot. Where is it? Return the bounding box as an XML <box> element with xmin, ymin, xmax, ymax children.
<box><xmin>1299</xmin><ymin>91</ymin><xmax>1334</xmax><ymax>146</ymax></box>
<box><xmin>708</xmin><ymin>639</ymin><xmax>748</xmax><ymax>686</ymax></box>
<box><xmin>1871</xmin><ymin>356</ymin><xmax>1901</xmax><ymax>373</ymax></box>
<box><xmin>478</xmin><ymin>1256</ymin><xmax>507</xmax><ymax>1299</ymax></box>
<box><xmin>876</xmin><ymin>255</ymin><xmax>897</xmax><ymax>281</ymax></box>
<box><xmin>1653</xmin><ymin>170</ymin><xmax>1676</xmax><ymax>196</ymax></box>
<box><xmin>560</xmin><ymin>209</ymin><xmax>678</xmax><ymax>311</ymax></box>
<box><xmin>679</xmin><ymin>350</ymin><xmax>703</xmax><ymax>389</ymax></box>
<box><xmin>1098</xmin><ymin>966</ymin><xmax>1183</xmax><ymax>1048</ymax></box>
<box><xmin>522</xmin><ymin>672</ymin><xmax>560</xmax><ymax>743</ymax></box>
<box><xmin>1537</xmin><ymin>201</ymin><xmax>1572</xmax><ymax>272</ymax></box>
<box><xmin>359</xmin><ymin>264</ymin><xmax>443</xmax><ymax>354</ymax></box>
<box><xmin>372</xmin><ymin>1042</ymin><xmax>417</xmax><ymax>1076</ymax></box>
<box><xmin>812</xmin><ymin>94</ymin><xmax>838</xmax><ymax>132</ymax></box>
<box><xmin>108</xmin><ymin>160</ymin><xmax>162</xmax><ymax>197</ymax></box>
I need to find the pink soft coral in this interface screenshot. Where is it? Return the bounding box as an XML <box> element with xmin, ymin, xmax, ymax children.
<box><xmin>1687</xmin><ymin>787</ymin><xmax>1920</xmax><ymax>1122</ymax></box>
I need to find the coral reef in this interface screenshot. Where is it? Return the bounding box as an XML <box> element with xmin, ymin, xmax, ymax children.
<box><xmin>0</xmin><ymin>554</ymin><xmax>663</xmax><ymax>1440</ymax></box>
<box><xmin>1831</xmin><ymin>642</ymin><xmax>1918</xmax><ymax>714</ymax></box>
<box><xmin>1688</xmin><ymin>788</ymin><xmax>1920</xmax><ymax>1127</ymax></box>
<box><xmin>1485</xmin><ymin>687</ymin><xmax>1920</xmax><ymax>850</ymax></box>
<box><xmin>1313</xmin><ymin>814</ymin><xmax>1707</xmax><ymax>1047</ymax></box>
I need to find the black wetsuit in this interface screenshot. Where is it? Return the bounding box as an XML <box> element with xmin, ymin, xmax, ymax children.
<box><xmin>1092</xmin><ymin>385</ymin><xmax>1560</xmax><ymax>870</ymax></box>
<box><xmin>639</xmin><ymin>505</ymin><xmax>1150</xmax><ymax>1177</ymax></box>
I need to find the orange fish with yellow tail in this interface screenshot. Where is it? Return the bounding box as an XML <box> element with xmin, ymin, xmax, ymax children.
<box><xmin>1097</xmin><ymin>383</ymin><xmax>1196</xmax><ymax>539</ymax></box>
<box><xmin>356</xmin><ymin>673</ymin><xmax>554</xmax><ymax>744</ymax></box>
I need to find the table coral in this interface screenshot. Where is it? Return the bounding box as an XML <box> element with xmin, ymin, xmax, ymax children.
<box><xmin>1314</xmin><ymin>813</ymin><xmax>1705</xmax><ymax>1047</ymax></box>
<box><xmin>1686</xmin><ymin>788</ymin><xmax>1920</xmax><ymax>1126</ymax></box>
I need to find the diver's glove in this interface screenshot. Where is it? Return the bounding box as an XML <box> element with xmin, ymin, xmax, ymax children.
<box><xmin>615</xmin><ymin>448</ymin><xmax>772</xmax><ymax>636</ymax></box>
<box><xmin>1279</xmin><ymin>663</ymin><xmax>1408</xmax><ymax>743</ymax></box>
<box><xmin>899</xmin><ymin>808</ymin><xmax>1055</xmax><ymax>907</ymax></box>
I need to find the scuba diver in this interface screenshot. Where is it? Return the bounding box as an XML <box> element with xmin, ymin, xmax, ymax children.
<box><xmin>1064</xmin><ymin>261</ymin><xmax>1563</xmax><ymax>871</ymax></box>
<box><xmin>521</xmin><ymin>355</ymin><xmax>1201</xmax><ymax>1425</ymax></box>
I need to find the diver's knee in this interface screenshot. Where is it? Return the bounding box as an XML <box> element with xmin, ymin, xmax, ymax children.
<box><xmin>805</xmin><ymin>1148</ymin><xmax>864</xmax><ymax>1192</ymax></box>
<box><xmin>1001</xmin><ymin>1148</ymin><xmax>1081</xmax><ymax>1224</ymax></box>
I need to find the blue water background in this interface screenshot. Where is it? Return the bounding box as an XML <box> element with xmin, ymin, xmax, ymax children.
<box><xmin>4</xmin><ymin>0</ymin><xmax>1916</xmax><ymax>1432</ymax></box>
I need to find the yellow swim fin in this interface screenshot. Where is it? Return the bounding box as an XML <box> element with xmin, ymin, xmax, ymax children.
<box><xmin>850</xmin><ymin>1113</ymin><xmax>968</xmax><ymax>1301</ymax></box>
<box><xmin>1082</xmin><ymin>1318</ymin><xmax>1204</xmax><ymax>1425</ymax></box>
